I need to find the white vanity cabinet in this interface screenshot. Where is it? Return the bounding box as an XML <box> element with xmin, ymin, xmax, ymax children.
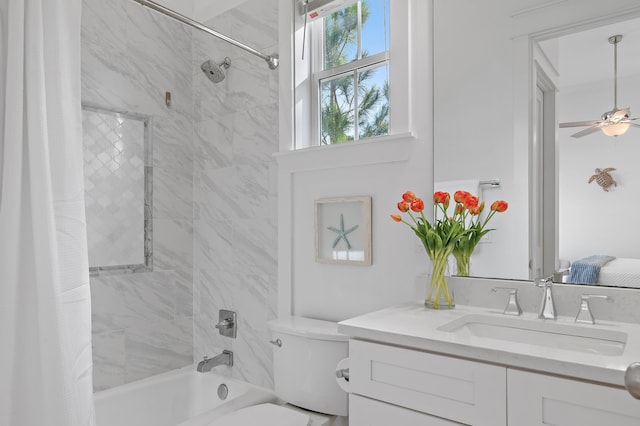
<box><xmin>339</xmin><ymin>302</ymin><xmax>640</xmax><ymax>425</ymax></box>
<box><xmin>508</xmin><ymin>369</ymin><xmax>640</xmax><ymax>426</ymax></box>
<box><xmin>348</xmin><ymin>340</ymin><xmax>507</xmax><ymax>426</ymax></box>
<box><xmin>349</xmin><ymin>394</ymin><xmax>463</xmax><ymax>425</ymax></box>
<box><xmin>348</xmin><ymin>339</ymin><xmax>640</xmax><ymax>426</ymax></box>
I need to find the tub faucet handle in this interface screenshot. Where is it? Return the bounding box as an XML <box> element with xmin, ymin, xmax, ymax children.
<box><xmin>215</xmin><ymin>319</ymin><xmax>234</xmax><ymax>329</ymax></box>
<box><xmin>215</xmin><ymin>309</ymin><xmax>237</xmax><ymax>338</ymax></box>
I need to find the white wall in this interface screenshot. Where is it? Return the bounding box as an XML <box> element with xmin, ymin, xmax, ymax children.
<box><xmin>432</xmin><ymin>0</ymin><xmax>530</xmax><ymax>281</ymax></box>
<box><xmin>277</xmin><ymin>0</ymin><xmax>434</xmax><ymax>321</ymax></box>
<box><xmin>559</xmin><ymin>75</ymin><xmax>640</xmax><ymax>262</ymax></box>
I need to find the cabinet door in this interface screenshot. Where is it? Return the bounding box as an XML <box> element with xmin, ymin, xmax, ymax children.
<box><xmin>508</xmin><ymin>369</ymin><xmax>640</xmax><ymax>426</ymax></box>
<box><xmin>349</xmin><ymin>340</ymin><xmax>506</xmax><ymax>426</ymax></box>
<box><xmin>350</xmin><ymin>394</ymin><xmax>465</xmax><ymax>426</ymax></box>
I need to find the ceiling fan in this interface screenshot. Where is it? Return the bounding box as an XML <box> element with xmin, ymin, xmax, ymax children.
<box><xmin>559</xmin><ymin>34</ymin><xmax>640</xmax><ymax>138</ymax></box>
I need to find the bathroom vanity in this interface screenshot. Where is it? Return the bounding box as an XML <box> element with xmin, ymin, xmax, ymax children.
<box><xmin>338</xmin><ymin>302</ymin><xmax>640</xmax><ymax>426</ymax></box>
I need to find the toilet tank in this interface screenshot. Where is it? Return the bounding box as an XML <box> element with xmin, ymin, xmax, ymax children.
<box><xmin>268</xmin><ymin>317</ymin><xmax>349</xmax><ymax>416</ymax></box>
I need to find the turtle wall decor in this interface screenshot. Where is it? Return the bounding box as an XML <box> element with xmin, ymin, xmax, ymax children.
<box><xmin>588</xmin><ymin>168</ymin><xmax>617</xmax><ymax>192</ymax></box>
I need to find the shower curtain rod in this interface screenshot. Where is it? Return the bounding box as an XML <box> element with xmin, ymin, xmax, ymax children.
<box><xmin>132</xmin><ymin>0</ymin><xmax>279</xmax><ymax>70</ymax></box>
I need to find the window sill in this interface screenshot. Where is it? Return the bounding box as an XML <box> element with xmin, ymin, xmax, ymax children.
<box><xmin>274</xmin><ymin>132</ymin><xmax>418</xmax><ymax>173</ymax></box>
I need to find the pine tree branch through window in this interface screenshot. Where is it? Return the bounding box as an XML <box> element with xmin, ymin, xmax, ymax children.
<box><xmin>317</xmin><ymin>0</ymin><xmax>389</xmax><ymax>145</ymax></box>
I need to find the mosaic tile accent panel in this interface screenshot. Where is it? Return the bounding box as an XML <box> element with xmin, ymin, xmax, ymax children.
<box><xmin>82</xmin><ymin>107</ymin><xmax>147</xmax><ymax>268</ymax></box>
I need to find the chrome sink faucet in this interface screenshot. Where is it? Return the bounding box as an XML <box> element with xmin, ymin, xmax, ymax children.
<box><xmin>197</xmin><ymin>350</ymin><xmax>233</xmax><ymax>373</ymax></box>
<box><xmin>536</xmin><ymin>276</ymin><xmax>556</xmax><ymax>320</ymax></box>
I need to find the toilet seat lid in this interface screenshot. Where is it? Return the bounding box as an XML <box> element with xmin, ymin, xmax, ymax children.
<box><xmin>206</xmin><ymin>403</ymin><xmax>310</xmax><ymax>426</ymax></box>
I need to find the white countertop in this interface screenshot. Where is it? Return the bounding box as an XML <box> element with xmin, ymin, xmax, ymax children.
<box><xmin>338</xmin><ymin>301</ymin><xmax>640</xmax><ymax>387</ymax></box>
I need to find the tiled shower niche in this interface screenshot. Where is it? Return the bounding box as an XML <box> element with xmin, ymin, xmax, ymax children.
<box><xmin>82</xmin><ymin>106</ymin><xmax>152</xmax><ymax>274</ymax></box>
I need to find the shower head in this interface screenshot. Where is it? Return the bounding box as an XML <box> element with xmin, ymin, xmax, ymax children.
<box><xmin>200</xmin><ymin>57</ymin><xmax>231</xmax><ymax>83</ymax></box>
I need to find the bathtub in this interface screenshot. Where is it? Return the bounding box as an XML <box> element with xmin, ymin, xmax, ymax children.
<box><xmin>94</xmin><ymin>365</ymin><xmax>277</xmax><ymax>426</ymax></box>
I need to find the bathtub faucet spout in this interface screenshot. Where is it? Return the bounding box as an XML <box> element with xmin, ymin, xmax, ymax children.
<box><xmin>197</xmin><ymin>350</ymin><xmax>233</xmax><ymax>372</ymax></box>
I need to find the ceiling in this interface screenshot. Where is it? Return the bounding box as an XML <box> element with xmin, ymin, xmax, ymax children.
<box><xmin>555</xmin><ymin>17</ymin><xmax>640</xmax><ymax>89</ymax></box>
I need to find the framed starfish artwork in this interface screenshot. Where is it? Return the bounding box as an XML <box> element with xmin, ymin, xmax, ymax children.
<box><xmin>314</xmin><ymin>196</ymin><xmax>372</xmax><ymax>265</ymax></box>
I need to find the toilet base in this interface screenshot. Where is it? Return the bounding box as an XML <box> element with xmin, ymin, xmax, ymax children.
<box><xmin>281</xmin><ymin>403</ymin><xmax>346</xmax><ymax>426</ymax></box>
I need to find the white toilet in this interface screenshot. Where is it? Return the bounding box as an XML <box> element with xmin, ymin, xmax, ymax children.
<box><xmin>208</xmin><ymin>316</ymin><xmax>349</xmax><ymax>426</ymax></box>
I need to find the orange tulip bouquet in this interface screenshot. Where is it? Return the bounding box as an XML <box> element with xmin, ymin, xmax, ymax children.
<box><xmin>391</xmin><ymin>190</ymin><xmax>507</xmax><ymax>309</ymax></box>
<box><xmin>448</xmin><ymin>191</ymin><xmax>508</xmax><ymax>277</ymax></box>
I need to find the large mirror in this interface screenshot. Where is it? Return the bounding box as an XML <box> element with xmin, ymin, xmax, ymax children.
<box><xmin>434</xmin><ymin>0</ymin><xmax>640</xmax><ymax>287</ymax></box>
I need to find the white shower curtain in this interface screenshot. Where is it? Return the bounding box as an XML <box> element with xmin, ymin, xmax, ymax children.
<box><xmin>0</xmin><ymin>0</ymin><xmax>95</xmax><ymax>425</ymax></box>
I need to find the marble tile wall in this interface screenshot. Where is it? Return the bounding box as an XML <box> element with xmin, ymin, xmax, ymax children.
<box><xmin>82</xmin><ymin>0</ymin><xmax>194</xmax><ymax>391</ymax></box>
<box><xmin>192</xmin><ymin>0</ymin><xmax>280</xmax><ymax>389</ymax></box>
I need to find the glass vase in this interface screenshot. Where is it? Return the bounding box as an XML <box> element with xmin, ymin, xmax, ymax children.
<box><xmin>425</xmin><ymin>252</ymin><xmax>455</xmax><ymax>309</ymax></box>
<box><xmin>453</xmin><ymin>251</ymin><xmax>471</xmax><ymax>277</ymax></box>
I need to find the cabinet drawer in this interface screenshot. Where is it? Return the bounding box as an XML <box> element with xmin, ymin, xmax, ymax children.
<box><xmin>508</xmin><ymin>369</ymin><xmax>640</xmax><ymax>426</ymax></box>
<box><xmin>350</xmin><ymin>394</ymin><xmax>464</xmax><ymax>426</ymax></box>
<box><xmin>349</xmin><ymin>340</ymin><xmax>506</xmax><ymax>426</ymax></box>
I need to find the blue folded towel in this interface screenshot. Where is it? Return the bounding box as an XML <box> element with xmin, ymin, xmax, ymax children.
<box><xmin>568</xmin><ymin>255</ymin><xmax>615</xmax><ymax>284</ymax></box>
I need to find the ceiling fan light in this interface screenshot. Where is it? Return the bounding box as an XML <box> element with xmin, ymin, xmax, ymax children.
<box><xmin>601</xmin><ymin>122</ymin><xmax>630</xmax><ymax>137</ymax></box>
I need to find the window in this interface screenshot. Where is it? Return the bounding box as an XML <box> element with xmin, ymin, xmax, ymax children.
<box><xmin>293</xmin><ymin>0</ymin><xmax>409</xmax><ymax>150</ymax></box>
<box><xmin>313</xmin><ymin>0</ymin><xmax>390</xmax><ymax>145</ymax></box>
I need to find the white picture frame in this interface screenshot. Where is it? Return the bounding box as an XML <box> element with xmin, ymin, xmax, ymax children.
<box><xmin>315</xmin><ymin>196</ymin><xmax>372</xmax><ymax>265</ymax></box>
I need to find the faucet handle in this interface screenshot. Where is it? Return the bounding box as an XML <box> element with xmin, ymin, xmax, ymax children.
<box><xmin>215</xmin><ymin>319</ymin><xmax>234</xmax><ymax>329</ymax></box>
<box><xmin>535</xmin><ymin>276</ymin><xmax>554</xmax><ymax>287</ymax></box>
<box><xmin>492</xmin><ymin>287</ymin><xmax>522</xmax><ymax>316</ymax></box>
<box><xmin>575</xmin><ymin>294</ymin><xmax>612</xmax><ymax>324</ymax></box>
<box><xmin>215</xmin><ymin>309</ymin><xmax>237</xmax><ymax>338</ymax></box>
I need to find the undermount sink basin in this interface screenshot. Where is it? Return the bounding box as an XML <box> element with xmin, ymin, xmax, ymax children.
<box><xmin>438</xmin><ymin>314</ymin><xmax>627</xmax><ymax>356</ymax></box>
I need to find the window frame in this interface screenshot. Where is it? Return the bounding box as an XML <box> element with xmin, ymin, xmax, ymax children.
<box><xmin>304</xmin><ymin>0</ymin><xmax>409</xmax><ymax>148</ymax></box>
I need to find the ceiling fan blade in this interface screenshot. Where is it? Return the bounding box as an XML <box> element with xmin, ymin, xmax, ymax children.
<box><xmin>629</xmin><ymin>123</ymin><xmax>640</xmax><ymax>128</ymax></box>
<box><xmin>570</xmin><ymin>126</ymin><xmax>601</xmax><ymax>138</ymax></box>
<box><xmin>559</xmin><ymin>120</ymin><xmax>600</xmax><ymax>128</ymax></box>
